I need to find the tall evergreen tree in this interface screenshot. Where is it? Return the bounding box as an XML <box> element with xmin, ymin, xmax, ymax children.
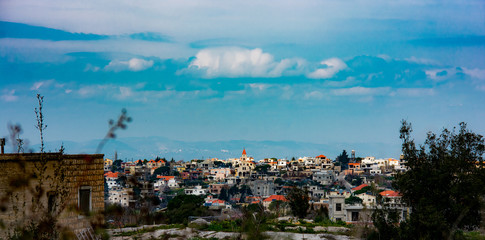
<box><xmin>336</xmin><ymin>150</ymin><xmax>350</xmax><ymax>170</ymax></box>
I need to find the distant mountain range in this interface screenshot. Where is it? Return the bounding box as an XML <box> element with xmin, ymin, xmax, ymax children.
<box><xmin>35</xmin><ymin>136</ymin><xmax>401</xmax><ymax>161</ymax></box>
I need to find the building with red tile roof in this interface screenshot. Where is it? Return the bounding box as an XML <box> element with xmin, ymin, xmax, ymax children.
<box><xmin>156</xmin><ymin>175</ymin><xmax>175</xmax><ymax>181</ymax></box>
<box><xmin>263</xmin><ymin>195</ymin><xmax>288</xmax><ymax>208</ymax></box>
<box><xmin>156</xmin><ymin>159</ymin><xmax>166</xmax><ymax>167</ymax></box>
<box><xmin>379</xmin><ymin>190</ymin><xmax>400</xmax><ymax>197</ymax></box>
<box><xmin>104</xmin><ymin>171</ymin><xmax>120</xmax><ymax>179</ymax></box>
<box><xmin>263</xmin><ymin>195</ymin><xmax>287</xmax><ymax>202</ymax></box>
<box><xmin>352</xmin><ymin>184</ymin><xmax>369</xmax><ymax>191</ymax></box>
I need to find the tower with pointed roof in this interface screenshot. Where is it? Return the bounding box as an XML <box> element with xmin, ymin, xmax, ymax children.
<box><xmin>241</xmin><ymin>148</ymin><xmax>248</xmax><ymax>161</ymax></box>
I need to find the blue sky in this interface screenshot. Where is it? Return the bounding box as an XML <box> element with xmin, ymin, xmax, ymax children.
<box><xmin>1</xmin><ymin>0</ymin><xmax>485</xmax><ymax>159</ymax></box>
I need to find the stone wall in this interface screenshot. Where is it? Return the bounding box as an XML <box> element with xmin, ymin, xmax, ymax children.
<box><xmin>0</xmin><ymin>153</ymin><xmax>104</xmax><ymax>237</ymax></box>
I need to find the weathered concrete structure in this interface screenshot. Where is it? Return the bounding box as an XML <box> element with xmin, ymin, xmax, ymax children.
<box><xmin>0</xmin><ymin>153</ymin><xmax>104</xmax><ymax>237</ymax></box>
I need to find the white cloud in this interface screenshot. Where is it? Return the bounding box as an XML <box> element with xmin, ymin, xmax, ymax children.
<box><xmin>84</xmin><ymin>64</ymin><xmax>101</xmax><ymax>72</ymax></box>
<box><xmin>78</xmin><ymin>85</ymin><xmax>109</xmax><ymax>97</ymax></box>
<box><xmin>324</xmin><ymin>76</ymin><xmax>358</xmax><ymax>87</ymax></box>
<box><xmin>332</xmin><ymin>87</ymin><xmax>390</xmax><ymax>96</ymax></box>
<box><xmin>1</xmin><ymin>89</ymin><xmax>19</xmax><ymax>102</ymax></box>
<box><xmin>304</xmin><ymin>91</ymin><xmax>324</xmax><ymax>100</ymax></box>
<box><xmin>391</xmin><ymin>88</ymin><xmax>435</xmax><ymax>97</ymax></box>
<box><xmin>248</xmin><ymin>83</ymin><xmax>270</xmax><ymax>91</ymax></box>
<box><xmin>307</xmin><ymin>58</ymin><xmax>347</xmax><ymax>79</ymax></box>
<box><xmin>463</xmin><ymin>68</ymin><xmax>485</xmax><ymax>80</ymax></box>
<box><xmin>425</xmin><ymin>68</ymin><xmax>453</xmax><ymax>81</ymax></box>
<box><xmin>104</xmin><ymin>58</ymin><xmax>154</xmax><ymax>72</ymax></box>
<box><xmin>30</xmin><ymin>79</ymin><xmax>55</xmax><ymax>90</ymax></box>
<box><xmin>117</xmin><ymin>87</ymin><xmax>134</xmax><ymax>99</ymax></box>
<box><xmin>404</xmin><ymin>56</ymin><xmax>439</xmax><ymax>65</ymax></box>
<box><xmin>187</xmin><ymin>47</ymin><xmax>305</xmax><ymax>78</ymax></box>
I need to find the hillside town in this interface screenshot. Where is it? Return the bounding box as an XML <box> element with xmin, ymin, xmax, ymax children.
<box><xmin>103</xmin><ymin>149</ymin><xmax>410</xmax><ymax>225</ymax></box>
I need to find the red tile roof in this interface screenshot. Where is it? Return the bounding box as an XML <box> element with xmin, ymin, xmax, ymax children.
<box><xmin>352</xmin><ymin>184</ymin><xmax>369</xmax><ymax>191</ymax></box>
<box><xmin>242</xmin><ymin>149</ymin><xmax>247</xmax><ymax>155</ymax></box>
<box><xmin>263</xmin><ymin>195</ymin><xmax>287</xmax><ymax>202</ymax></box>
<box><xmin>379</xmin><ymin>190</ymin><xmax>401</xmax><ymax>197</ymax></box>
<box><xmin>157</xmin><ymin>176</ymin><xmax>175</xmax><ymax>181</ymax></box>
<box><xmin>104</xmin><ymin>171</ymin><xmax>120</xmax><ymax>178</ymax></box>
<box><xmin>316</xmin><ymin>154</ymin><xmax>327</xmax><ymax>158</ymax></box>
<box><xmin>207</xmin><ymin>199</ymin><xmax>226</xmax><ymax>204</ymax></box>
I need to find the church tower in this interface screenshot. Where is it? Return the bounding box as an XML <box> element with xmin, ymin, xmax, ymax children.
<box><xmin>241</xmin><ymin>148</ymin><xmax>247</xmax><ymax>161</ymax></box>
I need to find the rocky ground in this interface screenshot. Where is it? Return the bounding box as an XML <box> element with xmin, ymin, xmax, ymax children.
<box><xmin>109</xmin><ymin>225</ymin><xmax>356</xmax><ymax>240</ymax></box>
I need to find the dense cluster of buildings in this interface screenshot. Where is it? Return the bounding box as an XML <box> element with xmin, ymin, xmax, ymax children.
<box><xmin>104</xmin><ymin>149</ymin><xmax>410</xmax><ymax>224</ymax></box>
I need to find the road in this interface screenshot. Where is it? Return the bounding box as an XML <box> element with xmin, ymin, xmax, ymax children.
<box><xmin>336</xmin><ymin>172</ymin><xmax>353</xmax><ymax>191</ymax></box>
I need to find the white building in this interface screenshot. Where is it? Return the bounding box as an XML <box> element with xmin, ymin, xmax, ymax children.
<box><xmin>108</xmin><ymin>187</ymin><xmax>133</xmax><ymax>207</ymax></box>
<box><xmin>185</xmin><ymin>185</ymin><xmax>207</xmax><ymax>196</ymax></box>
<box><xmin>154</xmin><ymin>176</ymin><xmax>179</xmax><ymax>191</ymax></box>
<box><xmin>313</xmin><ymin>170</ymin><xmax>336</xmax><ymax>185</ymax></box>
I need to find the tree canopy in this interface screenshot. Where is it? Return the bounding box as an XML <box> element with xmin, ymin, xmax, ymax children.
<box><xmin>373</xmin><ymin>121</ymin><xmax>485</xmax><ymax>239</ymax></box>
<box><xmin>153</xmin><ymin>166</ymin><xmax>170</xmax><ymax>176</ymax></box>
<box><xmin>336</xmin><ymin>150</ymin><xmax>350</xmax><ymax>170</ymax></box>
<box><xmin>286</xmin><ymin>187</ymin><xmax>310</xmax><ymax>219</ymax></box>
<box><xmin>166</xmin><ymin>195</ymin><xmax>208</xmax><ymax>224</ymax></box>
<box><xmin>254</xmin><ymin>164</ymin><xmax>270</xmax><ymax>174</ymax></box>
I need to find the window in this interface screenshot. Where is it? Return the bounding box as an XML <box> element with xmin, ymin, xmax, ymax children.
<box><xmin>352</xmin><ymin>211</ymin><xmax>359</xmax><ymax>221</ymax></box>
<box><xmin>48</xmin><ymin>192</ymin><xmax>56</xmax><ymax>214</ymax></box>
<box><xmin>336</xmin><ymin>203</ymin><xmax>342</xmax><ymax>211</ymax></box>
<box><xmin>79</xmin><ymin>186</ymin><xmax>91</xmax><ymax>215</ymax></box>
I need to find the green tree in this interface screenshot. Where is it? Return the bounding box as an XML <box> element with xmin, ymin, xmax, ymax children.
<box><xmin>239</xmin><ymin>185</ymin><xmax>253</xmax><ymax>202</ymax></box>
<box><xmin>218</xmin><ymin>188</ymin><xmax>229</xmax><ymax>201</ymax></box>
<box><xmin>336</xmin><ymin>150</ymin><xmax>350</xmax><ymax>170</ymax></box>
<box><xmin>314</xmin><ymin>206</ymin><xmax>329</xmax><ymax>223</ymax></box>
<box><xmin>254</xmin><ymin>164</ymin><xmax>270</xmax><ymax>174</ymax></box>
<box><xmin>370</xmin><ymin>206</ymin><xmax>401</xmax><ymax>240</ymax></box>
<box><xmin>287</xmin><ymin>187</ymin><xmax>310</xmax><ymax>219</ymax></box>
<box><xmin>345</xmin><ymin>196</ymin><xmax>363</xmax><ymax>205</ymax></box>
<box><xmin>111</xmin><ymin>159</ymin><xmax>123</xmax><ymax>172</ymax></box>
<box><xmin>382</xmin><ymin>121</ymin><xmax>485</xmax><ymax>239</ymax></box>
<box><xmin>240</xmin><ymin>203</ymin><xmax>269</xmax><ymax>240</ymax></box>
<box><xmin>166</xmin><ymin>195</ymin><xmax>208</xmax><ymax>224</ymax></box>
<box><xmin>153</xmin><ymin>166</ymin><xmax>171</xmax><ymax>176</ymax></box>
<box><xmin>268</xmin><ymin>200</ymin><xmax>287</xmax><ymax>217</ymax></box>
<box><xmin>274</xmin><ymin>178</ymin><xmax>285</xmax><ymax>186</ymax></box>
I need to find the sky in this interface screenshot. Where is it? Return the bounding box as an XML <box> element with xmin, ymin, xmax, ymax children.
<box><xmin>1</xmin><ymin>0</ymin><xmax>485</xmax><ymax>159</ymax></box>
